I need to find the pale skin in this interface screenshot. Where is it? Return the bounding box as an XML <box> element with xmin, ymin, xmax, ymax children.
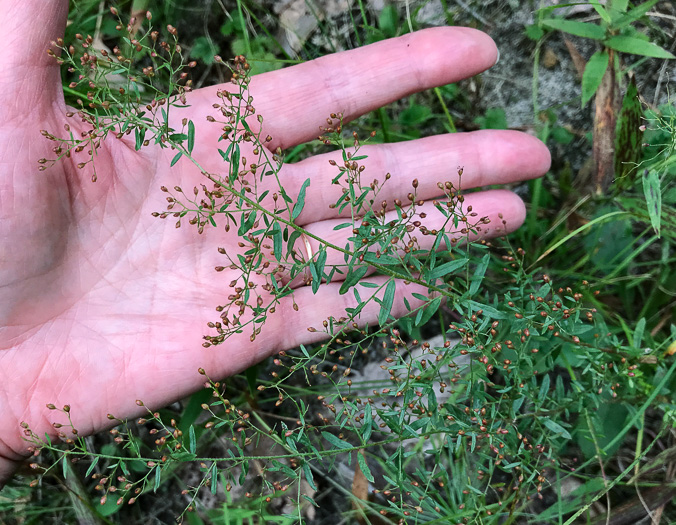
<box><xmin>0</xmin><ymin>0</ymin><xmax>551</xmax><ymax>487</ymax></box>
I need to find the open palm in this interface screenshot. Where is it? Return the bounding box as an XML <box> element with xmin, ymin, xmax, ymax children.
<box><xmin>0</xmin><ymin>0</ymin><xmax>550</xmax><ymax>484</ymax></box>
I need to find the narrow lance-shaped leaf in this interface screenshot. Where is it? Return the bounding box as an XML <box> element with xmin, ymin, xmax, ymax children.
<box><xmin>292</xmin><ymin>178</ymin><xmax>311</xmax><ymax>220</ymax></box>
<box><xmin>339</xmin><ymin>265</ymin><xmax>368</xmax><ymax>295</ymax></box>
<box><xmin>612</xmin><ymin>0</ymin><xmax>659</xmax><ymax>30</ymax></box>
<box><xmin>589</xmin><ymin>0</ymin><xmax>612</xmax><ymax>24</ymax></box>
<box><xmin>634</xmin><ymin>318</ymin><xmax>646</xmax><ymax>349</ymax></box>
<box><xmin>469</xmin><ymin>253</ymin><xmax>490</xmax><ymax>295</ymax></box>
<box><xmin>187</xmin><ymin>120</ymin><xmax>195</xmax><ymax>154</ymax></box>
<box><xmin>541</xmin><ymin>19</ymin><xmax>607</xmax><ymax>40</ymax></box>
<box><xmin>581</xmin><ymin>51</ymin><xmax>609</xmax><ymax>108</ymax></box>
<box><xmin>322</xmin><ymin>431</ymin><xmax>352</xmax><ymax>450</ymax></box>
<box><xmin>357</xmin><ymin>450</ymin><xmax>375</xmax><ymax>483</ymax></box>
<box><xmin>378</xmin><ymin>280</ymin><xmax>396</xmax><ymax>326</ymax></box>
<box><xmin>170</xmin><ymin>151</ymin><xmax>182</xmax><ymax>167</ymax></box>
<box><xmin>643</xmin><ymin>169</ymin><xmax>662</xmax><ymax>237</ymax></box>
<box><xmin>605</xmin><ymin>36</ymin><xmax>675</xmax><ymax>59</ymax></box>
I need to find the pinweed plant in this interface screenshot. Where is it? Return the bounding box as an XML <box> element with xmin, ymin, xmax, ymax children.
<box><xmin>6</xmin><ymin>2</ymin><xmax>676</xmax><ymax>525</ymax></box>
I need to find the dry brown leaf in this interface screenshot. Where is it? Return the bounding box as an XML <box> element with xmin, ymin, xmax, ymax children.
<box><xmin>563</xmin><ymin>36</ymin><xmax>586</xmax><ymax>79</ymax></box>
<box><xmin>352</xmin><ymin>449</ymin><xmax>369</xmax><ymax>524</ymax></box>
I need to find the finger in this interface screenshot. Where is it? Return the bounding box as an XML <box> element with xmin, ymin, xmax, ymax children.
<box><xmin>0</xmin><ymin>0</ymin><xmax>68</xmax><ymax>112</ymax></box>
<box><xmin>189</xmin><ymin>27</ymin><xmax>498</xmax><ymax>150</ymax></box>
<box><xmin>287</xmin><ymin>130</ymin><xmax>551</xmax><ymax>224</ymax></box>
<box><xmin>281</xmin><ymin>189</ymin><xmax>524</xmax><ymax>287</ymax></box>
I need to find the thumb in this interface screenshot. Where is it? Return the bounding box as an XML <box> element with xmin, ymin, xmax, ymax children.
<box><xmin>0</xmin><ymin>0</ymin><xmax>68</xmax><ymax>119</ymax></box>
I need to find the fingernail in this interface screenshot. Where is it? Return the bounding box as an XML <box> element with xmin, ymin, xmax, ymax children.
<box><xmin>494</xmin><ymin>47</ymin><xmax>500</xmax><ymax>66</ymax></box>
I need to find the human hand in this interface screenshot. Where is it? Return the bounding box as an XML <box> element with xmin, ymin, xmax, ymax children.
<box><xmin>0</xmin><ymin>0</ymin><xmax>550</xmax><ymax>485</ymax></box>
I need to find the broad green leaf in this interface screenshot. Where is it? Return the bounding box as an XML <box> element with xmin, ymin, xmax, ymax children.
<box><xmin>475</xmin><ymin>107</ymin><xmax>507</xmax><ymax>130</ymax></box>
<box><xmin>187</xmin><ymin>120</ymin><xmax>195</xmax><ymax>154</ymax></box>
<box><xmin>542</xmin><ymin>418</ymin><xmax>571</xmax><ymax>439</ymax></box>
<box><xmin>357</xmin><ymin>451</ymin><xmax>375</xmax><ymax>483</ymax></box>
<box><xmin>581</xmin><ymin>51</ymin><xmax>609</xmax><ymax>107</ymax></box>
<box><xmin>378</xmin><ymin>280</ymin><xmax>396</xmax><ymax>327</ymax></box>
<box><xmin>339</xmin><ymin>265</ymin><xmax>368</xmax><ymax>295</ymax></box>
<box><xmin>643</xmin><ymin>169</ymin><xmax>662</xmax><ymax>237</ymax></box>
<box><xmin>399</xmin><ymin>104</ymin><xmax>432</xmax><ymax>127</ymax></box>
<box><xmin>525</xmin><ymin>24</ymin><xmax>544</xmax><ymax>41</ymax></box>
<box><xmin>612</xmin><ymin>0</ymin><xmax>659</xmax><ymax>30</ymax></box>
<box><xmin>541</xmin><ymin>19</ymin><xmax>606</xmax><ymax>40</ymax></box>
<box><xmin>190</xmin><ymin>36</ymin><xmax>219</xmax><ymax>64</ymax></box>
<box><xmin>379</xmin><ymin>4</ymin><xmax>399</xmax><ymax>38</ymax></box>
<box><xmin>605</xmin><ymin>36</ymin><xmax>675</xmax><ymax>59</ymax></box>
<box><xmin>611</xmin><ymin>0</ymin><xmax>629</xmax><ymax>13</ymax></box>
<box><xmin>322</xmin><ymin>431</ymin><xmax>352</xmax><ymax>450</ymax></box>
<box><xmin>292</xmin><ymin>178</ymin><xmax>311</xmax><ymax>221</ymax></box>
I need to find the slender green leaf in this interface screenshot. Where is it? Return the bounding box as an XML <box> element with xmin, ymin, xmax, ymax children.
<box><xmin>210</xmin><ymin>463</ymin><xmax>218</xmax><ymax>494</ymax></box>
<box><xmin>357</xmin><ymin>451</ymin><xmax>375</xmax><ymax>483</ymax></box>
<box><xmin>85</xmin><ymin>456</ymin><xmax>100</xmax><ymax>478</ymax></box>
<box><xmin>542</xmin><ymin>418</ymin><xmax>572</xmax><ymax>439</ymax></box>
<box><xmin>302</xmin><ymin>462</ymin><xmax>316</xmax><ymax>491</ymax></box>
<box><xmin>469</xmin><ymin>254</ymin><xmax>490</xmax><ymax>295</ymax></box>
<box><xmin>612</xmin><ymin>0</ymin><xmax>629</xmax><ymax>13</ymax></box>
<box><xmin>170</xmin><ymin>151</ymin><xmax>182</xmax><ymax>166</ymax></box>
<box><xmin>605</xmin><ymin>36</ymin><xmax>675</xmax><ymax>59</ymax></box>
<box><xmin>581</xmin><ymin>51</ymin><xmax>609</xmax><ymax>107</ymax></box>
<box><xmin>362</xmin><ymin>403</ymin><xmax>373</xmax><ymax>443</ymax></box>
<box><xmin>153</xmin><ymin>465</ymin><xmax>162</xmax><ymax>493</ymax></box>
<box><xmin>589</xmin><ymin>0</ymin><xmax>611</xmax><ymax>24</ymax></box>
<box><xmin>188</xmin><ymin>425</ymin><xmax>196</xmax><ymax>454</ymax></box>
<box><xmin>292</xmin><ymin>178</ymin><xmax>311</xmax><ymax>220</ymax></box>
<box><xmin>541</xmin><ymin>19</ymin><xmax>606</xmax><ymax>40</ymax></box>
<box><xmin>187</xmin><ymin>120</ymin><xmax>195</xmax><ymax>154</ymax></box>
<box><xmin>339</xmin><ymin>265</ymin><xmax>368</xmax><ymax>295</ymax></box>
<box><xmin>428</xmin><ymin>258</ymin><xmax>468</xmax><ymax>280</ymax></box>
<box><xmin>634</xmin><ymin>318</ymin><xmax>646</xmax><ymax>350</ymax></box>
<box><xmin>378</xmin><ymin>280</ymin><xmax>396</xmax><ymax>326</ymax></box>
<box><xmin>415</xmin><ymin>296</ymin><xmax>441</xmax><ymax>327</ymax></box>
<box><xmin>539</xmin><ymin>374</ymin><xmax>551</xmax><ymax>403</ymax></box>
<box><xmin>272</xmin><ymin>225</ymin><xmax>282</xmax><ymax>261</ymax></box>
<box><xmin>612</xmin><ymin>0</ymin><xmax>659</xmax><ymax>30</ymax></box>
<box><xmin>643</xmin><ymin>169</ymin><xmax>662</xmax><ymax>237</ymax></box>
<box><xmin>322</xmin><ymin>431</ymin><xmax>352</xmax><ymax>450</ymax></box>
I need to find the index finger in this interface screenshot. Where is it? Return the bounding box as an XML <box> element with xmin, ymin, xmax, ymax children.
<box><xmin>190</xmin><ymin>27</ymin><xmax>498</xmax><ymax>150</ymax></box>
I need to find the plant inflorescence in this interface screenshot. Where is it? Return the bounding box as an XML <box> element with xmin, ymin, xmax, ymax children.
<box><xmin>12</xmin><ymin>4</ymin><xmax>676</xmax><ymax>525</ymax></box>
